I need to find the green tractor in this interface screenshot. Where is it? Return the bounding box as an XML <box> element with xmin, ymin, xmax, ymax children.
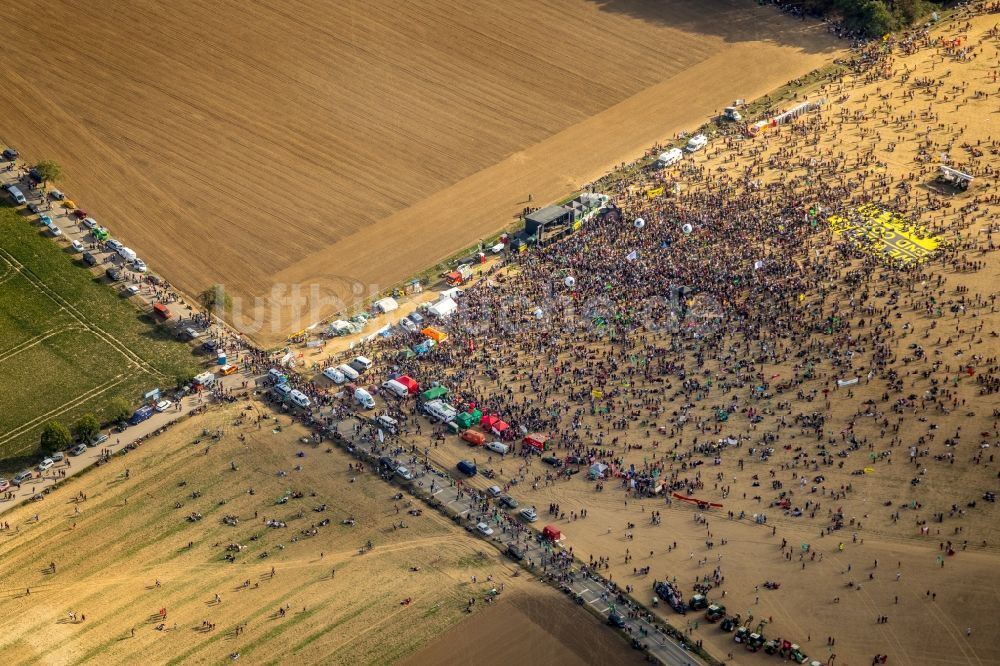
<box><xmin>763</xmin><ymin>638</ymin><xmax>782</xmax><ymax>655</ymax></box>
<box><xmin>790</xmin><ymin>645</ymin><xmax>809</xmax><ymax>664</ymax></box>
<box><xmin>705</xmin><ymin>604</ymin><xmax>726</xmax><ymax>623</ymax></box>
<box><xmin>779</xmin><ymin>641</ymin><xmax>809</xmax><ymax>664</ymax></box>
<box><xmin>720</xmin><ymin>613</ymin><xmax>740</xmax><ymax>632</ymax></box>
<box><xmin>746</xmin><ymin>621</ymin><xmax>766</xmax><ymax>652</ymax></box>
<box><xmin>688</xmin><ymin>593</ymin><xmax>708</xmax><ymax>610</ymax></box>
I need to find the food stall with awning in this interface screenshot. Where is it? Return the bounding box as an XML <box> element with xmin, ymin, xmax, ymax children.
<box><xmin>523</xmin><ymin>433</ymin><xmax>550</xmax><ymax>451</ymax></box>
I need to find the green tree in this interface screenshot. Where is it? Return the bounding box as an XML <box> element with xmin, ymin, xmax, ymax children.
<box><xmin>107</xmin><ymin>397</ymin><xmax>132</xmax><ymax>424</ymax></box>
<box><xmin>893</xmin><ymin>0</ymin><xmax>925</xmax><ymax>25</ymax></box>
<box><xmin>33</xmin><ymin>160</ymin><xmax>63</xmax><ymax>185</ymax></box>
<box><xmin>859</xmin><ymin>0</ymin><xmax>898</xmax><ymax>34</ymax></box>
<box><xmin>40</xmin><ymin>421</ymin><xmax>72</xmax><ymax>454</ymax></box>
<box><xmin>199</xmin><ymin>284</ymin><xmax>232</xmax><ymax>314</ymax></box>
<box><xmin>72</xmin><ymin>413</ymin><xmax>101</xmax><ymax>443</ymax></box>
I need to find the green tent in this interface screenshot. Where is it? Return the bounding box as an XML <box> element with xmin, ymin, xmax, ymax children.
<box><xmin>421</xmin><ymin>386</ymin><xmax>448</xmax><ymax>402</ymax></box>
<box><xmin>455</xmin><ymin>409</ymin><xmax>483</xmax><ymax>429</ymax></box>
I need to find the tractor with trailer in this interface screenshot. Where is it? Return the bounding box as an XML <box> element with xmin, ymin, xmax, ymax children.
<box><xmin>653</xmin><ymin>580</ymin><xmax>686</xmax><ymax>614</ymax></box>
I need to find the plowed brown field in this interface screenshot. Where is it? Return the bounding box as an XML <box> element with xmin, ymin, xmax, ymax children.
<box><xmin>0</xmin><ymin>0</ymin><xmax>839</xmax><ymax>343</ymax></box>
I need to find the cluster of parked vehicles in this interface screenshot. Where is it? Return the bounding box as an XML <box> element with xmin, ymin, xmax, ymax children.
<box><xmin>2</xmin><ymin>146</ymin><xmax>169</xmax><ymax>324</ymax></box>
<box><xmin>0</xmin><ymin>431</ymin><xmax>111</xmax><ymax>494</ymax></box>
<box><xmin>651</xmin><ymin>585</ymin><xmax>819</xmax><ymax>665</ymax></box>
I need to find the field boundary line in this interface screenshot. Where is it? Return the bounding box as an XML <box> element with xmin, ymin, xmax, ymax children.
<box><xmin>0</xmin><ymin>252</ymin><xmax>13</xmax><ymax>285</ymax></box>
<box><xmin>0</xmin><ymin>246</ymin><xmax>167</xmax><ymax>381</ymax></box>
<box><xmin>0</xmin><ymin>373</ymin><xmax>131</xmax><ymax>451</ymax></box>
<box><xmin>919</xmin><ymin>590</ymin><xmax>982</xmax><ymax>666</ymax></box>
<box><xmin>0</xmin><ymin>324</ymin><xmax>85</xmax><ymax>364</ymax></box>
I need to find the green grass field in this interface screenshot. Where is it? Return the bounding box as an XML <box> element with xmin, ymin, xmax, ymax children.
<box><xmin>0</xmin><ymin>204</ymin><xmax>200</xmax><ymax>464</ymax></box>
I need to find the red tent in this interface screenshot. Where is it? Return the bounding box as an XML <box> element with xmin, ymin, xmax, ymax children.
<box><xmin>523</xmin><ymin>433</ymin><xmax>549</xmax><ymax>451</ymax></box>
<box><xmin>396</xmin><ymin>375</ymin><xmax>419</xmax><ymax>394</ymax></box>
<box><xmin>492</xmin><ymin>420</ymin><xmax>510</xmax><ymax>437</ymax></box>
<box><xmin>480</xmin><ymin>414</ymin><xmax>500</xmax><ymax>431</ymax></box>
<box><xmin>542</xmin><ymin>525</ymin><xmax>562</xmax><ymax>541</ymax></box>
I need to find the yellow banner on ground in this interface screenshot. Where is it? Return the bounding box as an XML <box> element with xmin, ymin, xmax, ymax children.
<box><xmin>828</xmin><ymin>203</ymin><xmax>941</xmax><ymax>266</ymax></box>
<box><xmin>646</xmin><ymin>186</ymin><xmax>665</xmax><ymax>199</ymax></box>
<box><xmin>591</xmin><ymin>388</ymin><xmax>603</xmax><ymax>398</ymax></box>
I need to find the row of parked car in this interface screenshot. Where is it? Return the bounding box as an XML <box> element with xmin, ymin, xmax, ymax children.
<box><xmin>3</xmin><ymin>147</ymin><xmax>158</xmax><ymax>300</ymax></box>
<box><xmin>0</xmin><ymin>433</ymin><xmax>110</xmax><ymax>492</ymax></box>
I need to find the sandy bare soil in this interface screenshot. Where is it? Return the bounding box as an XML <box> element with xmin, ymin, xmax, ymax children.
<box><xmin>0</xmin><ymin>401</ymin><xmax>564</xmax><ymax>665</ymax></box>
<box><xmin>0</xmin><ymin>0</ymin><xmax>839</xmax><ymax>343</ymax></box>
<box><xmin>326</xmin><ymin>8</ymin><xmax>1000</xmax><ymax>666</ymax></box>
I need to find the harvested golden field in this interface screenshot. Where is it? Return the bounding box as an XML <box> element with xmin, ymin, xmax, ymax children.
<box><xmin>0</xmin><ymin>401</ymin><xmax>561</xmax><ymax>665</ymax></box>
<box><xmin>0</xmin><ymin>0</ymin><xmax>839</xmax><ymax>343</ymax></box>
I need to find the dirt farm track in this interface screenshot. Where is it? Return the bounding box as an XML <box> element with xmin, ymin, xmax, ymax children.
<box><xmin>0</xmin><ymin>0</ymin><xmax>839</xmax><ymax>343</ymax></box>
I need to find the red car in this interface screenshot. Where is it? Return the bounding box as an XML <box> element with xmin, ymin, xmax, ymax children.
<box><xmin>73</xmin><ymin>209</ymin><xmax>88</xmax><ymax>220</ymax></box>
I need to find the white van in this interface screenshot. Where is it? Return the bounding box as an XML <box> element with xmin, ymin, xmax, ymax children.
<box><xmin>685</xmin><ymin>134</ymin><xmax>708</xmax><ymax>153</ymax></box>
<box><xmin>352</xmin><ymin>356</ymin><xmax>373</xmax><ymax>371</ymax></box>
<box><xmin>118</xmin><ymin>246</ymin><xmax>138</xmax><ymax>263</ymax></box>
<box><xmin>6</xmin><ymin>185</ymin><xmax>26</xmax><ymax>205</ymax></box>
<box><xmin>376</xmin><ymin>414</ymin><xmax>398</xmax><ymax>434</ymax></box>
<box><xmin>193</xmin><ymin>371</ymin><xmax>216</xmax><ymax>387</ymax></box>
<box><xmin>382</xmin><ymin>379</ymin><xmax>408</xmax><ymax>398</ymax></box>
<box><xmin>423</xmin><ymin>399</ymin><xmax>456</xmax><ymax>423</ymax></box>
<box><xmin>289</xmin><ymin>389</ymin><xmax>311</xmax><ymax>408</ymax></box>
<box><xmin>486</xmin><ymin>441</ymin><xmax>509</xmax><ymax>455</ymax></box>
<box><xmin>657</xmin><ymin>148</ymin><xmax>683</xmax><ymax>167</ymax></box>
<box><xmin>354</xmin><ymin>388</ymin><xmax>375</xmax><ymax>409</ymax></box>
<box><xmin>322</xmin><ymin>367</ymin><xmax>346</xmax><ymax>383</ymax></box>
<box><xmin>337</xmin><ymin>364</ymin><xmax>359</xmax><ymax>381</ymax></box>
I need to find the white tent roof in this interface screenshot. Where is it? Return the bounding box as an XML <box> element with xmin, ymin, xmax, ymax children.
<box><xmin>428</xmin><ymin>297</ymin><xmax>457</xmax><ymax>318</ymax></box>
<box><xmin>374</xmin><ymin>297</ymin><xmax>398</xmax><ymax>313</ymax></box>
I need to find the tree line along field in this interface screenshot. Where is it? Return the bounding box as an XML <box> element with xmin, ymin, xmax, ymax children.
<box><xmin>0</xmin><ymin>205</ymin><xmax>199</xmax><ymax>464</ymax></box>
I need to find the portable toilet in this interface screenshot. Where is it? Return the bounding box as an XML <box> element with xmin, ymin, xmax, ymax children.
<box><xmin>217</xmin><ymin>353</ymin><xmax>227</xmax><ymax>366</ymax></box>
